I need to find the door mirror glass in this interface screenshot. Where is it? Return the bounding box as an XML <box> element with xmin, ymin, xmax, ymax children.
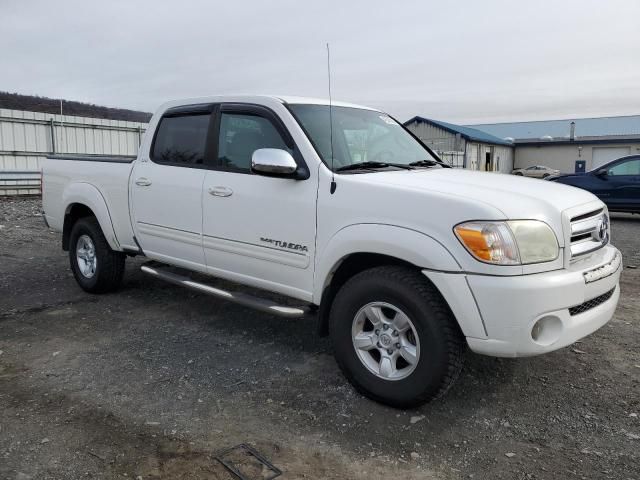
<box><xmin>252</xmin><ymin>148</ymin><xmax>298</xmax><ymax>176</ymax></box>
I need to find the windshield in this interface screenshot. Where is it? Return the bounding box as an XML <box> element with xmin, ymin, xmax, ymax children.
<box><xmin>288</xmin><ymin>104</ymin><xmax>441</xmax><ymax>171</ymax></box>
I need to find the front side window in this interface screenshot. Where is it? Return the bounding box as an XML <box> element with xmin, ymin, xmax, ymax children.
<box><xmin>151</xmin><ymin>114</ymin><xmax>210</xmax><ymax>165</ymax></box>
<box><xmin>608</xmin><ymin>158</ymin><xmax>640</xmax><ymax>176</ymax></box>
<box><xmin>217</xmin><ymin>113</ymin><xmax>291</xmax><ymax>172</ymax></box>
<box><xmin>288</xmin><ymin>104</ymin><xmax>439</xmax><ymax>171</ymax></box>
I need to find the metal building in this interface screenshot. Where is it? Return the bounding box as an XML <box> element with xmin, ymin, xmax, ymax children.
<box><xmin>469</xmin><ymin>115</ymin><xmax>640</xmax><ymax>173</ymax></box>
<box><xmin>0</xmin><ymin>109</ymin><xmax>148</xmax><ymax>195</ymax></box>
<box><xmin>404</xmin><ymin>116</ymin><xmax>514</xmax><ymax>173</ymax></box>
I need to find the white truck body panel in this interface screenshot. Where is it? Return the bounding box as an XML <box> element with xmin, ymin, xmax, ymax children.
<box><xmin>42</xmin><ymin>95</ymin><xmax>622</xmax><ymax>359</ymax></box>
<box><xmin>43</xmin><ymin>159</ymin><xmax>137</xmax><ymax>250</ymax></box>
<box><xmin>131</xmin><ymin>160</ymin><xmax>208</xmax><ymax>272</ymax></box>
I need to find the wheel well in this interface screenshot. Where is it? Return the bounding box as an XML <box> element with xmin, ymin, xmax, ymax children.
<box><xmin>317</xmin><ymin>253</ymin><xmax>419</xmax><ymax>336</ymax></box>
<box><xmin>62</xmin><ymin>203</ymin><xmax>95</xmax><ymax>251</ymax></box>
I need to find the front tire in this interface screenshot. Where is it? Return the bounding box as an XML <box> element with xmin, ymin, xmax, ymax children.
<box><xmin>329</xmin><ymin>266</ymin><xmax>465</xmax><ymax>408</ymax></box>
<box><xmin>69</xmin><ymin>217</ymin><xmax>125</xmax><ymax>293</ymax></box>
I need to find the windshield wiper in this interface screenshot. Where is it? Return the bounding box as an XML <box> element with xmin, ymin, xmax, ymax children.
<box><xmin>336</xmin><ymin>161</ymin><xmax>413</xmax><ymax>172</ymax></box>
<box><xmin>408</xmin><ymin>159</ymin><xmax>440</xmax><ymax>167</ymax></box>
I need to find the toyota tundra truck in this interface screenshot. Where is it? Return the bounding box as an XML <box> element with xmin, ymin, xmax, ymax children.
<box><xmin>42</xmin><ymin>95</ymin><xmax>622</xmax><ymax>408</ymax></box>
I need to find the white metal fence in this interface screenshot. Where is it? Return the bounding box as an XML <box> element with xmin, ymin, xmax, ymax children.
<box><xmin>0</xmin><ymin>109</ymin><xmax>147</xmax><ymax>195</ymax></box>
<box><xmin>437</xmin><ymin>151</ymin><xmax>465</xmax><ymax>168</ymax></box>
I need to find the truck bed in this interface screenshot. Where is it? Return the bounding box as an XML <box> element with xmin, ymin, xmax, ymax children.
<box><xmin>42</xmin><ymin>154</ymin><xmax>138</xmax><ymax>251</ymax></box>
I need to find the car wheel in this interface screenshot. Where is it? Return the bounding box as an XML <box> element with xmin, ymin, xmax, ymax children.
<box><xmin>543</xmin><ymin>173</ymin><xmax>550</xmax><ymax>178</ymax></box>
<box><xmin>329</xmin><ymin>266</ymin><xmax>465</xmax><ymax>408</ymax></box>
<box><xmin>514</xmin><ymin>172</ymin><xmax>523</xmax><ymax>176</ymax></box>
<box><xmin>69</xmin><ymin>217</ymin><xmax>125</xmax><ymax>293</ymax></box>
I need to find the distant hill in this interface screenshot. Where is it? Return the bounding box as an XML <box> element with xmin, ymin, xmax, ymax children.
<box><xmin>0</xmin><ymin>91</ymin><xmax>152</xmax><ymax>123</ymax></box>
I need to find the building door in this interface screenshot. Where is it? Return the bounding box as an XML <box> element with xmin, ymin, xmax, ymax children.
<box><xmin>592</xmin><ymin>147</ymin><xmax>631</xmax><ymax>170</ymax></box>
<box><xmin>467</xmin><ymin>144</ymin><xmax>478</xmax><ymax>170</ymax></box>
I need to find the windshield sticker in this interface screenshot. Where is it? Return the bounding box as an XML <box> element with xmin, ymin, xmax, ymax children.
<box><xmin>379</xmin><ymin>115</ymin><xmax>397</xmax><ymax>125</ymax></box>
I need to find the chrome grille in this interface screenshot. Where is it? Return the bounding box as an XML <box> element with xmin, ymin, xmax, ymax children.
<box><xmin>569</xmin><ymin>209</ymin><xmax>609</xmax><ymax>259</ymax></box>
<box><xmin>568</xmin><ymin>287</ymin><xmax>615</xmax><ymax>316</ymax></box>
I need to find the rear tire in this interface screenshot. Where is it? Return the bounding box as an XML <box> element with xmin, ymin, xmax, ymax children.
<box><xmin>329</xmin><ymin>266</ymin><xmax>465</xmax><ymax>408</ymax></box>
<box><xmin>69</xmin><ymin>217</ymin><xmax>125</xmax><ymax>293</ymax></box>
<box><xmin>514</xmin><ymin>172</ymin><xmax>523</xmax><ymax>176</ymax></box>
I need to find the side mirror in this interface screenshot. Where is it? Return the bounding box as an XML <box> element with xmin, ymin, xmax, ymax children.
<box><xmin>595</xmin><ymin>168</ymin><xmax>608</xmax><ymax>177</ymax></box>
<box><xmin>251</xmin><ymin>148</ymin><xmax>298</xmax><ymax>177</ymax></box>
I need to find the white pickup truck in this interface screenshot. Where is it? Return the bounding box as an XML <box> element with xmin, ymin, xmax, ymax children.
<box><xmin>42</xmin><ymin>95</ymin><xmax>622</xmax><ymax>407</ymax></box>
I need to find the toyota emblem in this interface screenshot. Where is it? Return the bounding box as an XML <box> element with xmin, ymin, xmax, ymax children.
<box><xmin>597</xmin><ymin>215</ymin><xmax>609</xmax><ymax>244</ymax></box>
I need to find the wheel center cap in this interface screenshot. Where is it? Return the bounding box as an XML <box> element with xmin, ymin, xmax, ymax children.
<box><xmin>379</xmin><ymin>334</ymin><xmax>392</xmax><ymax>347</ymax></box>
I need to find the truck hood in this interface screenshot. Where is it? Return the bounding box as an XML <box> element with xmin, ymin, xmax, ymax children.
<box><xmin>350</xmin><ymin>168</ymin><xmax>603</xmax><ymax>244</ymax></box>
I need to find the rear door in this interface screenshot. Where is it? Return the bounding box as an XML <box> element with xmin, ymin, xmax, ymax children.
<box><xmin>130</xmin><ymin>104</ymin><xmax>215</xmax><ymax>271</ymax></box>
<box><xmin>201</xmin><ymin>103</ymin><xmax>317</xmax><ymax>300</ymax></box>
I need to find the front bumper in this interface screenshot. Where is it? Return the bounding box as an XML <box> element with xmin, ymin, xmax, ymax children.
<box><xmin>426</xmin><ymin>245</ymin><xmax>622</xmax><ymax>357</ymax></box>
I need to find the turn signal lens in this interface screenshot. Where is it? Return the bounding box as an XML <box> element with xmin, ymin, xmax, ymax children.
<box><xmin>454</xmin><ymin>222</ymin><xmax>520</xmax><ymax>265</ymax></box>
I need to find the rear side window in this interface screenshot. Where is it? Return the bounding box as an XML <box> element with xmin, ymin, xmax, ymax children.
<box><xmin>152</xmin><ymin>114</ymin><xmax>210</xmax><ymax>165</ymax></box>
<box><xmin>217</xmin><ymin>113</ymin><xmax>291</xmax><ymax>172</ymax></box>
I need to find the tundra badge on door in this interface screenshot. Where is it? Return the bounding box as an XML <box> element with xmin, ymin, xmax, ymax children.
<box><xmin>260</xmin><ymin>237</ymin><xmax>309</xmax><ymax>253</ymax></box>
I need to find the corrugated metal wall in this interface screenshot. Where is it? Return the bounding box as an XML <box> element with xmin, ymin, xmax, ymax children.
<box><xmin>406</xmin><ymin>121</ymin><xmax>460</xmax><ymax>153</ymax></box>
<box><xmin>405</xmin><ymin>121</ymin><xmax>467</xmax><ymax>167</ymax></box>
<box><xmin>492</xmin><ymin>145</ymin><xmax>514</xmax><ymax>173</ymax></box>
<box><xmin>0</xmin><ymin>109</ymin><xmax>147</xmax><ymax>195</ymax></box>
<box><xmin>465</xmin><ymin>143</ymin><xmax>514</xmax><ymax>173</ymax></box>
<box><xmin>406</xmin><ymin>120</ymin><xmax>514</xmax><ymax>172</ymax></box>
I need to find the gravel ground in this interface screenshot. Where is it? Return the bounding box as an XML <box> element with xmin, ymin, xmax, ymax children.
<box><xmin>0</xmin><ymin>197</ymin><xmax>639</xmax><ymax>480</ymax></box>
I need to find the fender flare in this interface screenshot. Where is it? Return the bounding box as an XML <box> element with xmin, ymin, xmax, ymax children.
<box><xmin>313</xmin><ymin>223</ymin><xmax>461</xmax><ymax>303</ymax></box>
<box><xmin>62</xmin><ymin>182</ymin><xmax>121</xmax><ymax>251</ymax></box>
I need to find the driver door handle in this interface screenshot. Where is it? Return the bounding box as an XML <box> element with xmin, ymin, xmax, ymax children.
<box><xmin>135</xmin><ymin>177</ymin><xmax>152</xmax><ymax>187</ymax></box>
<box><xmin>208</xmin><ymin>186</ymin><xmax>233</xmax><ymax>197</ymax></box>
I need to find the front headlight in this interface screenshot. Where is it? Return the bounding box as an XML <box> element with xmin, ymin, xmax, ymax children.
<box><xmin>454</xmin><ymin>220</ymin><xmax>559</xmax><ymax>265</ymax></box>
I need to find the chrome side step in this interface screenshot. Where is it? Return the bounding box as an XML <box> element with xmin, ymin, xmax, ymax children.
<box><xmin>140</xmin><ymin>264</ymin><xmax>310</xmax><ymax>319</ymax></box>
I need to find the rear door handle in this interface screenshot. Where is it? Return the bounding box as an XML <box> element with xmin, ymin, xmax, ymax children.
<box><xmin>135</xmin><ymin>177</ymin><xmax>152</xmax><ymax>187</ymax></box>
<box><xmin>208</xmin><ymin>186</ymin><xmax>233</xmax><ymax>197</ymax></box>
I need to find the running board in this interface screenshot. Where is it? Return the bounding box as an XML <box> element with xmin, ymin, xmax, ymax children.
<box><xmin>140</xmin><ymin>264</ymin><xmax>310</xmax><ymax>319</ymax></box>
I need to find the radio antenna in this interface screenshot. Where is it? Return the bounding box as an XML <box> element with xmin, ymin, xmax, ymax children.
<box><xmin>327</xmin><ymin>43</ymin><xmax>337</xmax><ymax>194</ymax></box>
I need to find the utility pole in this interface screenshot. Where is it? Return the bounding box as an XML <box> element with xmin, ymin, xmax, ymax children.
<box><xmin>59</xmin><ymin>99</ymin><xmax>65</xmax><ymax>153</ymax></box>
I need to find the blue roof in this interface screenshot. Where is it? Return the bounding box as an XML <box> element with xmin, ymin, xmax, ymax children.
<box><xmin>405</xmin><ymin>116</ymin><xmax>513</xmax><ymax>146</ymax></box>
<box><xmin>468</xmin><ymin>115</ymin><xmax>640</xmax><ymax>142</ymax></box>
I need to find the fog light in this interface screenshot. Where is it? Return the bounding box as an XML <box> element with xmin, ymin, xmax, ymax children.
<box><xmin>531</xmin><ymin>315</ymin><xmax>562</xmax><ymax>346</ymax></box>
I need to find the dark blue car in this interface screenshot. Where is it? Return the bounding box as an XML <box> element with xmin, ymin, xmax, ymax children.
<box><xmin>547</xmin><ymin>155</ymin><xmax>640</xmax><ymax>213</ymax></box>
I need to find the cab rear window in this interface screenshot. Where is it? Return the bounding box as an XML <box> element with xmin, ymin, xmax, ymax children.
<box><xmin>151</xmin><ymin>114</ymin><xmax>209</xmax><ymax>166</ymax></box>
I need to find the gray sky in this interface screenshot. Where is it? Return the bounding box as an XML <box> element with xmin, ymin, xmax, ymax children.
<box><xmin>2</xmin><ymin>0</ymin><xmax>640</xmax><ymax>124</ymax></box>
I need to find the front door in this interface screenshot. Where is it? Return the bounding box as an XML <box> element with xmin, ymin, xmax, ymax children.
<box><xmin>130</xmin><ymin>107</ymin><xmax>213</xmax><ymax>272</ymax></box>
<box><xmin>202</xmin><ymin>104</ymin><xmax>317</xmax><ymax>301</ymax></box>
<box><xmin>602</xmin><ymin>156</ymin><xmax>640</xmax><ymax>211</ymax></box>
